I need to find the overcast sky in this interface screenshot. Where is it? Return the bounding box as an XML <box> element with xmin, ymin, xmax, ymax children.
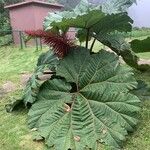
<box><xmin>128</xmin><ymin>0</ymin><xmax>150</xmax><ymax>27</ymax></box>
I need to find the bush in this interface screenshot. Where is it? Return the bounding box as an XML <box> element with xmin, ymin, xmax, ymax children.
<box><xmin>0</xmin><ymin>34</ymin><xmax>13</xmax><ymax>47</ymax></box>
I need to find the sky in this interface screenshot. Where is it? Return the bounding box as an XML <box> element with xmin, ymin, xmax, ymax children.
<box><xmin>128</xmin><ymin>0</ymin><xmax>150</xmax><ymax>27</ymax></box>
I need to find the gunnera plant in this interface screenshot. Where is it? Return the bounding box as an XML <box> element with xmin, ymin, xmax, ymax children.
<box><xmin>7</xmin><ymin>0</ymin><xmax>144</xmax><ymax>149</ymax></box>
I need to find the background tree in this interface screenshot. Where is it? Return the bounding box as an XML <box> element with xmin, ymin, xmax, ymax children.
<box><xmin>0</xmin><ymin>0</ymin><xmax>24</xmax><ymax>33</ymax></box>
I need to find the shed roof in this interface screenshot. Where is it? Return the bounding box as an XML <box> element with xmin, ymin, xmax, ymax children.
<box><xmin>5</xmin><ymin>0</ymin><xmax>64</xmax><ymax>9</ymax></box>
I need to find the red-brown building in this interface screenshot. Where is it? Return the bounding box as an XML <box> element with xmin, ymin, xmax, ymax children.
<box><xmin>5</xmin><ymin>0</ymin><xmax>64</xmax><ymax>44</ymax></box>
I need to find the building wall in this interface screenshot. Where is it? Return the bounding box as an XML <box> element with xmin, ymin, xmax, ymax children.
<box><xmin>8</xmin><ymin>3</ymin><xmax>62</xmax><ymax>44</ymax></box>
<box><xmin>9</xmin><ymin>5</ymin><xmax>36</xmax><ymax>31</ymax></box>
<box><xmin>9</xmin><ymin>5</ymin><xmax>36</xmax><ymax>44</ymax></box>
<box><xmin>33</xmin><ymin>4</ymin><xmax>61</xmax><ymax>29</ymax></box>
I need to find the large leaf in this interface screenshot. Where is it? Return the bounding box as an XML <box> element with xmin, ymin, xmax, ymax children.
<box><xmin>28</xmin><ymin>79</ymin><xmax>72</xmax><ymax>128</ymax></box>
<box><xmin>45</xmin><ymin>10</ymin><xmax>105</xmax><ymax>32</ymax></box>
<box><xmin>132</xmin><ymin>80</ymin><xmax>150</xmax><ymax>100</ymax></box>
<box><xmin>44</xmin><ymin>0</ymin><xmax>147</xmax><ymax>72</ymax></box>
<box><xmin>44</xmin><ymin>0</ymin><xmax>133</xmax><ymax>34</ymax></box>
<box><xmin>58</xmin><ymin>0</ymin><xmax>105</xmax><ymax>11</ymax></box>
<box><xmin>58</xmin><ymin>0</ymin><xmax>136</xmax><ymax>13</ymax></box>
<box><xmin>76</xmin><ymin>29</ymin><xmax>90</xmax><ymax>43</ymax></box>
<box><xmin>28</xmin><ymin>47</ymin><xmax>140</xmax><ymax>149</ymax></box>
<box><xmin>57</xmin><ymin>47</ymin><xmax>137</xmax><ymax>91</ymax></box>
<box><xmin>102</xmin><ymin>0</ymin><xmax>137</xmax><ymax>14</ymax></box>
<box><xmin>37</xmin><ymin>50</ymin><xmax>59</xmax><ymax>70</ymax></box>
<box><xmin>130</xmin><ymin>37</ymin><xmax>150</xmax><ymax>53</ymax></box>
<box><xmin>91</xmin><ymin>13</ymin><xmax>133</xmax><ymax>33</ymax></box>
<box><xmin>93</xmin><ymin>32</ymin><xmax>140</xmax><ymax>68</ymax></box>
<box><xmin>93</xmin><ymin>32</ymin><xmax>150</xmax><ymax>71</ymax></box>
<box><xmin>23</xmin><ymin>50</ymin><xmax>59</xmax><ymax>106</ymax></box>
<box><xmin>44</xmin><ymin>0</ymin><xmax>91</xmax><ymax>31</ymax></box>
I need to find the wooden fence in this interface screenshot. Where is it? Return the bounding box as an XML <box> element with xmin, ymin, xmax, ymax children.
<box><xmin>0</xmin><ymin>30</ymin><xmax>43</xmax><ymax>50</ymax></box>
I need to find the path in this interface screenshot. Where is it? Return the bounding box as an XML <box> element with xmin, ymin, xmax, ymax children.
<box><xmin>0</xmin><ymin>71</ymin><xmax>52</xmax><ymax>98</ymax></box>
<box><xmin>139</xmin><ymin>59</ymin><xmax>150</xmax><ymax>65</ymax></box>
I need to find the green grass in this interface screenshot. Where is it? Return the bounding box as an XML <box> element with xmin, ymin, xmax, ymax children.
<box><xmin>0</xmin><ymin>46</ymin><xmax>48</xmax><ymax>150</ymax></box>
<box><xmin>0</xmin><ymin>46</ymin><xmax>150</xmax><ymax>150</ymax></box>
<box><xmin>131</xmin><ymin>28</ymin><xmax>150</xmax><ymax>38</ymax></box>
<box><xmin>122</xmin><ymin>28</ymin><xmax>150</xmax><ymax>40</ymax></box>
<box><xmin>0</xmin><ymin>46</ymin><xmax>44</xmax><ymax>85</ymax></box>
<box><xmin>137</xmin><ymin>52</ymin><xmax>150</xmax><ymax>60</ymax></box>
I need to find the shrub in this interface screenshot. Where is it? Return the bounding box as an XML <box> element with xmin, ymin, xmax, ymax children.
<box><xmin>0</xmin><ymin>34</ymin><xmax>12</xmax><ymax>47</ymax></box>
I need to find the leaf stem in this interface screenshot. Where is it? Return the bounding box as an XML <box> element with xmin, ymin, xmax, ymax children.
<box><xmin>86</xmin><ymin>29</ymin><xmax>90</xmax><ymax>49</ymax></box>
<box><xmin>90</xmin><ymin>38</ymin><xmax>96</xmax><ymax>53</ymax></box>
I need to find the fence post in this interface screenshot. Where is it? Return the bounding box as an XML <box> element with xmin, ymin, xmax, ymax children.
<box><xmin>19</xmin><ymin>31</ymin><xmax>23</xmax><ymax>49</ymax></box>
<box><xmin>23</xmin><ymin>32</ymin><xmax>27</xmax><ymax>48</ymax></box>
<box><xmin>11</xmin><ymin>30</ymin><xmax>14</xmax><ymax>46</ymax></box>
<box><xmin>39</xmin><ymin>38</ymin><xmax>42</xmax><ymax>50</ymax></box>
<box><xmin>35</xmin><ymin>37</ymin><xmax>38</xmax><ymax>51</ymax></box>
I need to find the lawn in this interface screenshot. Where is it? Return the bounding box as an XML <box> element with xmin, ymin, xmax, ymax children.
<box><xmin>0</xmin><ymin>46</ymin><xmax>150</xmax><ymax>150</ymax></box>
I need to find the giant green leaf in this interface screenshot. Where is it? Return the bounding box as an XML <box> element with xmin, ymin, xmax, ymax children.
<box><xmin>102</xmin><ymin>0</ymin><xmax>137</xmax><ymax>14</ymax></box>
<box><xmin>37</xmin><ymin>50</ymin><xmax>58</xmax><ymax>66</ymax></box>
<box><xmin>44</xmin><ymin>0</ymin><xmax>145</xmax><ymax>71</ymax></box>
<box><xmin>130</xmin><ymin>37</ymin><xmax>150</xmax><ymax>53</ymax></box>
<box><xmin>93</xmin><ymin>32</ymin><xmax>140</xmax><ymax>68</ymax></box>
<box><xmin>91</xmin><ymin>13</ymin><xmax>133</xmax><ymax>33</ymax></box>
<box><xmin>57</xmin><ymin>47</ymin><xmax>137</xmax><ymax>91</ymax></box>
<box><xmin>28</xmin><ymin>79</ymin><xmax>72</xmax><ymax>128</ymax></box>
<box><xmin>44</xmin><ymin>0</ymin><xmax>91</xmax><ymax>31</ymax></box>
<box><xmin>28</xmin><ymin>47</ymin><xmax>140</xmax><ymax>149</ymax></box>
<box><xmin>45</xmin><ymin>10</ymin><xmax>105</xmax><ymax>32</ymax></box>
<box><xmin>44</xmin><ymin>0</ymin><xmax>133</xmax><ymax>34</ymax></box>
<box><xmin>23</xmin><ymin>50</ymin><xmax>59</xmax><ymax>106</ymax></box>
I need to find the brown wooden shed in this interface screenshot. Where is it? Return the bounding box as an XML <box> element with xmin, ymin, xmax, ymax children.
<box><xmin>5</xmin><ymin>0</ymin><xmax>64</xmax><ymax>44</ymax></box>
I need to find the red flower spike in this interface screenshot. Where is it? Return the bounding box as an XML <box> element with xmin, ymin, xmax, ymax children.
<box><xmin>25</xmin><ymin>30</ymin><xmax>74</xmax><ymax>58</ymax></box>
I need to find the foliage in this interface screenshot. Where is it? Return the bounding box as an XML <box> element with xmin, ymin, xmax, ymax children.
<box><xmin>0</xmin><ymin>1</ymin><xmax>9</xmax><ymax>32</ymax></box>
<box><xmin>0</xmin><ymin>34</ymin><xmax>12</xmax><ymax>47</ymax></box>
<box><xmin>7</xmin><ymin>0</ymin><xmax>146</xmax><ymax>149</ymax></box>
<box><xmin>50</xmin><ymin>0</ymin><xmax>137</xmax><ymax>11</ymax></box>
<box><xmin>28</xmin><ymin>48</ymin><xmax>140</xmax><ymax>149</ymax></box>
<box><xmin>131</xmin><ymin>37</ymin><xmax>150</xmax><ymax>53</ymax></box>
<box><xmin>132</xmin><ymin>80</ymin><xmax>150</xmax><ymax>101</ymax></box>
<box><xmin>44</xmin><ymin>0</ymin><xmax>137</xmax><ymax>30</ymax></box>
<box><xmin>23</xmin><ymin>50</ymin><xmax>59</xmax><ymax>106</ymax></box>
<box><xmin>129</xmin><ymin>27</ymin><xmax>150</xmax><ymax>38</ymax></box>
<box><xmin>101</xmin><ymin>0</ymin><xmax>137</xmax><ymax>14</ymax></box>
<box><xmin>0</xmin><ymin>0</ymin><xmax>24</xmax><ymax>31</ymax></box>
<box><xmin>44</xmin><ymin>0</ymin><xmax>150</xmax><ymax>71</ymax></box>
<box><xmin>1</xmin><ymin>46</ymin><xmax>150</xmax><ymax>150</ymax></box>
<box><xmin>2</xmin><ymin>0</ymin><xmax>23</xmax><ymax>5</ymax></box>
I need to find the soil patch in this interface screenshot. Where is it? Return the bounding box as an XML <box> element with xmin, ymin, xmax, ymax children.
<box><xmin>2</xmin><ymin>81</ymin><xmax>16</xmax><ymax>93</ymax></box>
<box><xmin>139</xmin><ymin>59</ymin><xmax>150</xmax><ymax>65</ymax></box>
<box><xmin>20</xmin><ymin>73</ymin><xmax>32</xmax><ymax>87</ymax></box>
<box><xmin>0</xmin><ymin>88</ymin><xmax>6</xmax><ymax>99</ymax></box>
